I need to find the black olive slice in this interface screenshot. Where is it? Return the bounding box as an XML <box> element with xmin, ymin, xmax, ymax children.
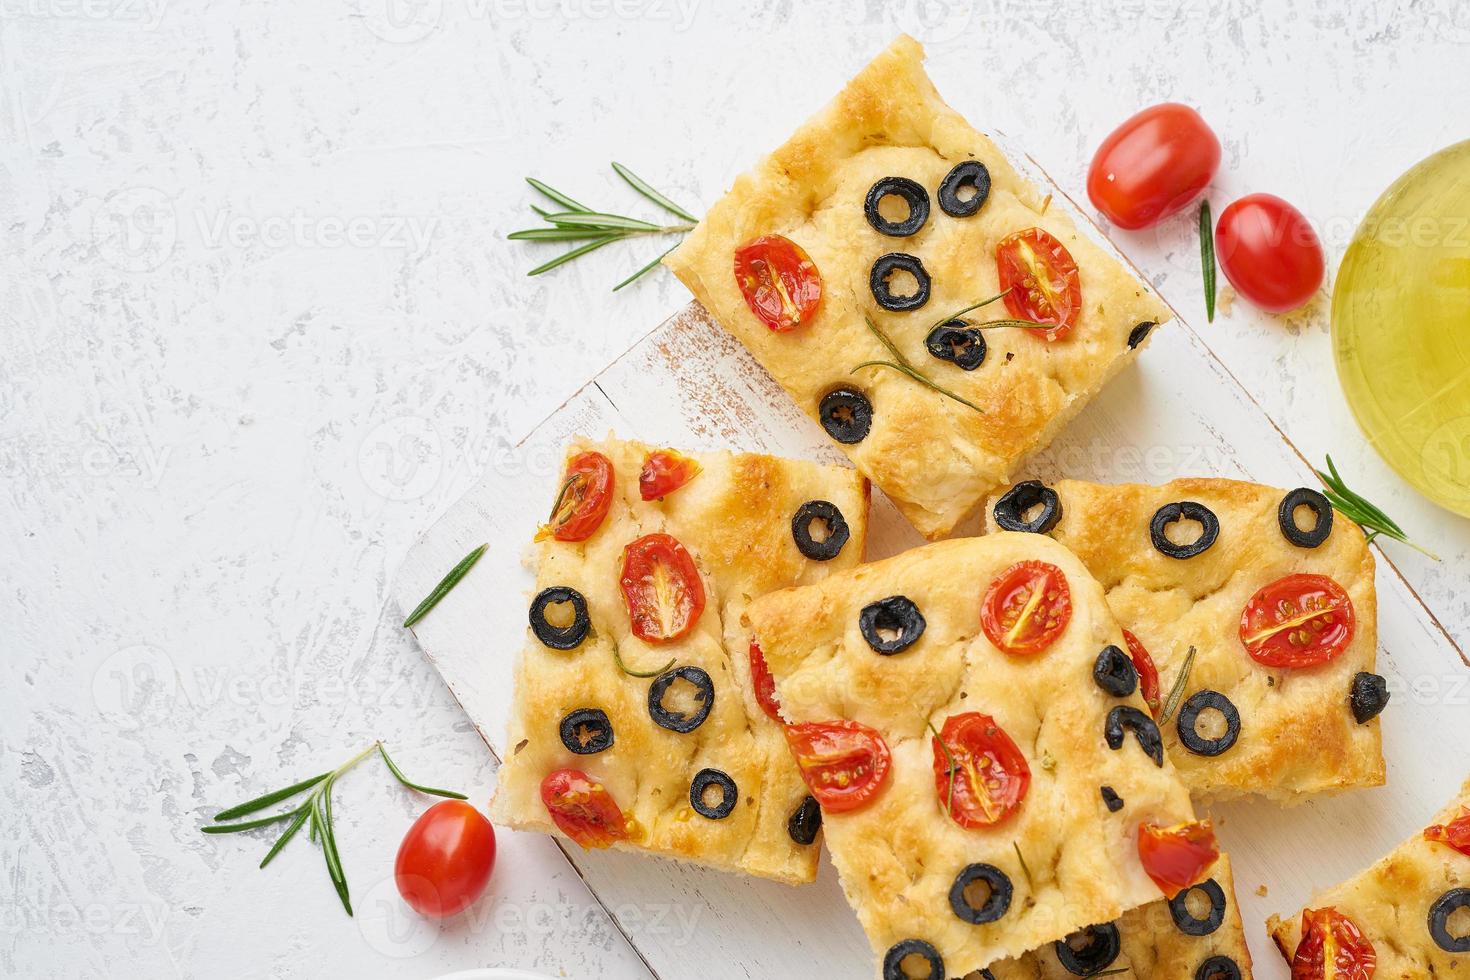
<box><xmin>1195</xmin><ymin>955</ymin><xmax>1242</xmax><ymax>980</ymax></box>
<box><xmin>1100</xmin><ymin>785</ymin><xmax>1124</xmax><ymax>812</ymax></box>
<box><xmin>993</xmin><ymin>480</ymin><xmax>1062</xmax><ymax>534</ymax></box>
<box><xmin>792</xmin><ymin>500</ymin><xmax>850</xmax><ymax>561</ymax></box>
<box><xmin>865</xmin><ymin>177</ymin><xmax>931</xmax><ymax>237</ymax></box>
<box><xmin>647</xmin><ymin>666</ymin><xmax>714</xmax><ymax>734</ymax></box>
<box><xmin>1054</xmin><ymin>922</ymin><xmax>1121</xmax><ymax>976</ymax></box>
<box><xmin>1349</xmin><ymin>671</ymin><xmax>1391</xmax><ymax>724</ymax></box>
<box><xmin>1278</xmin><ymin>487</ymin><xmax>1334</xmax><ymax>548</ymax></box>
<box><xmin>870</xmin><ymin>252</ymin><xmax>931</xmax><ymax>312</ymax></box>
<box><xmin>689</xmin><ymin>768</ymin><xmax>737</xmax><ymax>820</ymax></box>
<box><xmin>1430</xmin><ymin>888</ymin><xmax>1470</xmax><ymax>952</ymax></box>
<box><xmin>1149</xmin><ymin>501</ymin><xmax>1220</xmax><ymax>559</ymax></box>
<box><xmin>859</xmin><ymin>596</ymin><xmax>926</xmax><ymax>655</ymax></box>
<box><xmin>529</xmin><ymin>586</ymin><xmax>590</xmax><ymax>650</ymax></box>
<box><xmin>938</xmin><ymin>160</ymin><xmax>991</xmax><ymax>218</ymax></box>
<box><xmin>819</xmin><ymin>387</ymin><xmax>873</xmax><ymax>445</ymax></box>
<box><xmin>787</xmin><ymin>795</ymin><xmax>821</xmax><ymax>845</ymax></box>
<box><xmin>1177</xmin><ymin>690</ymin><xmax>1241</xmax><ymax>757</ymax></box>
<box><xmin>1168</xmin><ymin>878</ymin><xmax>1227</xmax><ymax>936</ymax></box>
<box><xmin>882</xmin><ymin>939</ymin><xmax>943</xmax><ymax>980</ymax></box>
<box><xmin>948</xmin><ymin>863</ymin><xmax>1012</xmax><ymax>924</ymax></box>
<box><xmin>1093</xmin><ymin>645</ymin><xmax>1139</xmax><ymax>698</ymax></box>
<box><xmin>559</xmin><ymin>707</ymin><xmax>613</xmax><ymax>755</ymax></box>
<box><xmin>1105</xmin><ymin>706</ymin><xmax>1164</xmax><ymax>767</ymax></box>
<box><xmin>1127</xmin><ymin>321</ymin><xmax>1156</xmax><ymax>349</ymax></box>
<box><xmin>925</xmin><ymin>320</ymin><xmax>987</xmax><ymax>371</ymax></box>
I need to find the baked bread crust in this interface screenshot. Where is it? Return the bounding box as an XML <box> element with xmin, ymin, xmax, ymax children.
<box><xmin>665</xmin><ymin>35</ymin><xmax>1171</xmax><ymax>540</ymax></box>
<box><xmin>488</xmin><ymin>436</ymin><xmax>870</xmax><ymax>883</ymax></box>
<box><xmin>984</xmin><ymin>477</ymin><xmax>1383</xmax><ymax>803</ymax></box>
<box><xmin>745</xmin><ymin>533</ymin><xmax>1200</xmax><ymax>972</ymax></box>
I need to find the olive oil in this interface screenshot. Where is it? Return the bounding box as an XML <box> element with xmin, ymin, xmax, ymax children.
<box><xmin>1333</xmin><ymin>140</ymin><xmax>1470</xmax><ymax>517</ymax></box>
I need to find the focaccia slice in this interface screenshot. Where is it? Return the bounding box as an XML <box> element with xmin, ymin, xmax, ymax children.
<box><xmin>488</xmin><ymin>435</ymin><xmax>869</xmax><ymax>884</ymax></box>
<box><xmin>1267</xmin><ymin>777</ymin><xmax>1470</xmax><ymax>977</ymax></box>
<box><xmin>746</xmin><ymin>534</ymin><xmax>1210</xmax><ymax>975</ymax></box>
<box><xmin>983</xmin><ymin>477</ymin><xmax>1383</xmax><ymax>803</ymax></box>
<box><xmin>665</xmin><ymin>35</ymin><xmax>1170</xmax><ymax>540</ymax></box>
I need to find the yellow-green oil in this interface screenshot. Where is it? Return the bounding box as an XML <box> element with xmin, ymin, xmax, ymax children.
<box><xmin>1333</xmin><ymin>140</ymin><xmax>1470</xmax><ymax>516</ymax></box>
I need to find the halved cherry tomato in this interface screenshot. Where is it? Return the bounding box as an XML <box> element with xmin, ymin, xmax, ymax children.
<box><xmin>1123</xmin><ymin>629</ymin><xmax>1163</xmax><ymax>719</ymax></box>
<box><xmin>1424</xmin><ymin>806</ymin><xmax>1470</xmax><ymax>856</ymax></box>
<box><xmin>1292</xmin><ymin>907</ymin><xmax>1377</xmax><ymax>980</ymax></box>
<box><xmin>748</xmin><ymin>640</ymin><xmax>783</xmax><ymax>722</ymax></box>
<box><xmin>931</xmin><ymin>712</ymin><xmax>1031</xmax><ymax>829</ymax></box>
<box><xmin>1137</xmin><ymin>820</ymin><xmax>1219</xmax><ymax>898</ymax></box>
<box><xmin>995</xmin><ymin>228</ymin><xmax>1082</xmax><ymax>341</ymax></box>
<box><xmin>981</xmin><ymin>561</ymin><xmax>1073</xmax><ymax>656</ymax></box>
<box><xmin>537</xmin><ymin>451</ymin><xmax>614</xmax><ymax>542</ymax></box>
<box><xmin>1215</xmin><ymin>193</ymin><xmax>1325</xmax><ymax>314</ymax></box>
<box><xmin>540</xmin><ymin>768</ymin><xmax>630</xmax><ymax>849</ymax></box>
<box><xmin>619</xmin><ymin>532</ymin><xmax>706</xmax><ymax>644</ymax></box>
<box><xmin>786</xmin><ymin>720</ymin><xmax>892</xmax><ymax>814</ymax></box>
<box><xmin>395</xmin><ymin>800</ymin><xmax>497</xmax><ymax>918</ymax></box>
<box><xmin>639</xmin><ymin>449</ymin><xmax>701</xmax><ymax>501</ymax></box>
<box><xmin>1239</xmin><ymin>573</ymin><xmax>1355</xmax><ymax>668</ymax></box>
<box><xmin>733</xmin><ymin>234</ymin><xmax>822</xmax><ymax>332</ymax></box>
<box><xmin>1087</xmin><ymin>103</ymin><xmax>1220</xmax><ymax>230</ymax></box>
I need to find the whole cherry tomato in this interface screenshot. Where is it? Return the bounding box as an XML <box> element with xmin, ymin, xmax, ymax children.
<box><xmin>619</xmin><ymin>532</ymin><xmax>706</xmax><ymax>644</ymax></box>
<box><xmin>1215</xmin><ymin>193</ymin><xmax>1325</xmax><ymax>313</ymax></box>
<box><xmin>1087</xmin><ymin>103</ymin><xmax>1220</xmax><ymax>230</ymax></box>
<box><xmin>395</xmin><ymin>800</ymin><xmax>497</xmax><ymax>918</ymax></box>
<box><xmin>1292</xmin><ymin>907</ymin><xmax>1377</xmax><ymax>980</ymax></box>
<box><xmin>1239</xmin><ymin>573</ymin><xmax>1355</xmax><ymax>668</ymax></box>
<box><xmin>537</xmin><ymin>451</ymin><xmax>614</xmax><ymax>543</ymax></box>
<box><xmin>786</xmin><ymin>720</ymin><xmax>892</xmax><ymax>814</ymax></box>
<box><xmin>995</xmin><ymin>228</ymin><xmax>1082</xmax><ymax>341</ymax></box>
<box><xmin>981</xmin><ymin>560</ymin><xmax>1073</xmax><ymax>656</ymax></box>
<box><xmin>931</xmin><ymin>712</ymin><xmax>1031</xmax><ymax>828</ymax></box>
<box><xmin>733</xmin><ymin>234</ymin><xmax>823</xmax><ymax>332</ymax></box>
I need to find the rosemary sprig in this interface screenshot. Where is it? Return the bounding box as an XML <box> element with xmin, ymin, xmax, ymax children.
<box><xmin>1199</xmin><ymin>200</ymin><xmax>1217</xmax><ymax>323</ymax></box>
<box><xmin>928</xmin><ymin>288</ymin><xmax>1013</xmax><ymax>331</ymax></box>
<box><xmin>1158</xmin><ymin>646</ymin><xmax>1197</xmax><ymax>726</ymax></box>
<box><xmin>1317</xmin><ymin>455</ymin><xmax>1439</xmax><ymax>559</ymax></box>
<box><xmin>1012</xmin><ymin>841</ymin><xmax>1034</xmax><ymax>889</ymax></box>
<box><xmin>202</xmin><ymin>742</ymin><xmax>467</xmax><ymax>915</ymax></box>
<box><xmin>855</xmin><ymin>316</ymin><xmax>984</xmax><ymax>414</ymax></box>
<box><xmin>610</xmin><ymin>638</ymin><xmax>676</xmax><ymax>678</ymax></box>
<box><xmin>403</xmin><ymin>543</ymin><xmax>488</xmax><ymax>628</ymax></box>
<box><xmin>928</xmin><ymin>720</ymin><xmax>958</xmax><ymax>818</ymax></box>
<box><xmin>512</xmin><ymin>165</ymin><xmax>699</xmax><ymax>289</ymax></box>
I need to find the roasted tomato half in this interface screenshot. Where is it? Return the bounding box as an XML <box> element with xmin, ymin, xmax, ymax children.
<box><xmin>981</xmin><ymin>560</ymin><xmax>1073</xmax><ymax>656</ymax></box>
<box><xmin>786</xmin><ymin>720</ymin><xmax>892</xmax><ymax>814</ymax></box>
<box><xmin>1425</xmin><ymin>806</ymin><xmax>1470</xmax><ymax>856</ymax></box>
<box><xmin>733</xmin><ymin>234</ymin><xmax>822</xmax><ymax>333</ymax></box>
<box><xmin>1239</xmin><ymin>573</ymin><xmax>1355</xmax><ymax>668</ymax></box>
<box><xmin>540</xmin><ymin>769</ymin><xmax>630</xmax><ymax>849</ymax></box>
<box><xmin>537</xmin><ymin>451</ymin><xmax>614</xmax><ymax>542</ymax></box>
<box><xmin>1123</xmin><ymin>629</ymin><xmax>1163</xmax><ymax>719</ymax></box>
<box><xmin>1137</xmin><ymin>820</ymin><xmax>1219</xmax><ymax>898</ymax></box>
<box><xmin>1291</xmin><ymin>907</ymin><xmax>1377</xmax><ymax>980</ymax></box>
<box><xmin>748</xmin><ymin>640</ymin><xmax>783</xmax><ymax>722</ymax></box>
<box><xmin>639</xmin><ymin>449</ymin><xmax>701</xmax><ymax>501</ymax></box>
<box><xmin>619</xmin><ymin>533</ymin><xmax>706</xmax><ymax>644</ymax></box>
<box><xmin>931</xmin><ymin>712</ymin><xmax>1031</xmax><ymax>828</ymax></box>
<box><xmin>995</xmin><ymin>228</ymin><xmax>1083</xmax><ymax>341</ymax></box>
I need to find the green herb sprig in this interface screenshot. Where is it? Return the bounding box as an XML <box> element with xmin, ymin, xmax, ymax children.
<box><xmin>855</xmin><ymin>316</ymin><xmax>984</xmax><ymax>414</ymax></box>
<box><xmin>610</xmin><ymin>636</ymin><xmax>675</xmax><ymax>678</ymax></box>
<box><xmin>511</xmin><ymin>164</ymin><xmax>699</xmax><ymax>290</ymax></box>
<box><xmin>927</xmin><ymin>719</ymin><xmax>958</xmax><ymax>818</ymax></box>
<box><xmin>202</xmin><ymin>742</ymin><xmax>466</xmax><ymax>915</ymax></box>
<box><xmin>1317</xmin><ymin>455</ymin><xmax>1439</xmax><ymax>559</ymax></box>
<box><xmin>1012</xmin><ymin>841</ymin><xmax>1034</xmax><ymax>889</ymax></box>
<box><xmin>1199</xmin><ymin>200</ymin><xmax>1217</xmax><ymax>323</ymax></box>
<box><xmin>403</xmin><ymin>543</ymin><xmax>488</xmax><ymax>628</ymax></box>
<box><xmin>1158</xmin><ymin>645</ymin><xmax>1197</xmax><ymax>726</ymax></box>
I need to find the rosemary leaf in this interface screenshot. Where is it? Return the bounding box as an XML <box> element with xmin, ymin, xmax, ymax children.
<box><xmin>213</xmin><ymin>771</ymin><xmax>330</xmax><ymax>821</ymax></box>
<box><xmin>403</xmin><ymin>543</ymin><xmax>488</xmax><ymax>628</ymax></box>
<box><xmin>315</xmin><ymin>789</ymin><xmax>353</xmax><ymax>916</ymax></box>
<box><xmin>852</xmin><ymin>360</ymin><xmax>985</xmax><ymax>414</ymax></box>
<box><xmin>527</xmin><ymin>235</ymin><xmax>623</xmax><ymax>276</ymax></box>
<box><xmin>968</xmin><ymin>318</ymin><xmax>1053</xmax><ymax>331</ymax></box>
<box><xmin>863</xmin><ymin>315</ymin><xmax>910</xmax><ymax>366</ymax></box>
<box><xmin>611</xmin><ymin>639</ymin><xmax>675</xmax><ymax>678</ymax></box>
<box><xmin>1159</xmin><ymin>646</ymin><xmax>1198</xmax><ymax>726</ymax></box>
<box><xmin>507</xmin><ymin>227</ymin><xmax>623</xmax><ymax>242</ymax></box>
<box><xmin>927</xmin><ymin>720</ymin><xmax>957</xmax><ymax>818</ymax></box>
<box><xmin>542</xmin><ymin>211</ymin><xmax>665</xmax><ymax>233</ymax></box>
<box><xmin>201</xmin><ymin>809</ymin><xmax>306</xmax><ymax>834</ymax></box>
<box><xmin>1316</xmin><ymin>455</ymin><xmax>1438</xmax><ymax>559</ymax></box>
<box><xmin>613</xmin><ymin>243</ymin><xmax>681</xmax><ymax>292</ymax></box>
<box><xmin>1200</xmin><ymin>200</ymin><xmax>1217</xmax><ymax>323</ymax></box>
<box><xmin>378</xmin><ymin>744</ymin><xmax>468</xmax><ymax>800</ymax></box>
<box><xmin>929</xmin><ymin>287</ymin><xmax>1014</xmax><ymax>331</ymax></box>
<box><xmin>526</xmin><ymin>177</ymin><xmax>589</xmax><ymax>213</ymax></box>
<box><xmin>259</xmin><ymin>807</ymin><xmax>311</xmax><ymax>869</ymax></box>
<box><xmin>612</xmin><ymin>162</ymin><xmax>699</xmax><ymax>224</ymax></box>
<box><xmin>1013</xmin><ymin>841</ymin><xmax>1034</xmax><ymax>889</ymax></box>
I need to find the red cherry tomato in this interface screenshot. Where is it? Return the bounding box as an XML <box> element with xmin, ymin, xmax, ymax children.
<box><xmin>931</xmin><ymin>712</ymin><xmax>1031</xmax><ymax>829</ymax></box>
<box><xmin>981</xmin><ymin>561</ymin><xmax>1073</xmax><ymax>656</ymax></box>
<box><xmin>639</xmin><ymin>449</ymin><xmax>701</xmax><ymax>501</ymax></box>
<box><xmin>1087</xmin><ymin>103</ymin><xmax>1220</xmax><ymax>230</ymax></box>
<box><xmin>1292</xmin><ymin>907</ymin><xmax>1377</xmax><ymax>980</ymax></box>
<box><xmin>1123</xmin><ymin>629</ymin><xmax>1163</xmax><ymax>719</ymax></box>
<box><xmin>394</xmin><ymin>800</ymin><xmax>497</xmax><ymax>918</ymax></box>
<box><xmin>786</xmin><ymin>720</ymin><xmax>892</xmax><ymax>814</ymax></box>
<box><xmin>1215</xmin><ymin>193</ymin><xmax>1325</xmax><ymax>313</ymax></box>
<box><xmin>537</xmin><ymin>451</ymin><xmax>614</xmax><ymax>543</ymax></box>
<box><xmin>1137</xmin><ymin>820</ymin><xmax>1219</xmax><ymax>898</ymax></box>
<box><xmin>748</xmin><ymin>640</ymin><xmax>783</xmax><ymax>722</ymax></box>
<box><xmin>619</xmin><ymin>532</ymin><xmax>706</xmax><ymax>644</ymax></box>
<box><xmin>1239</xmin><ymin>573</ymin><xmax>1355</xmax><ymax>668</ymax></box>
<box><xmin>540</xmin><ymin>768</ymin><xmax>630</xmax><ymax>849</ymax></box>
<box><xmin>995</xmin><ymin>228</ymin><xmax>1082</xmax><ymax>341</ymax></box>
<box><xmin>733</xmin><ymin>234</ymin><xmax>823</xmax><ymax>332</ymax></box>
<box><xmin>1424</xmin><ymin>806</ymin><xmax>1470</xmax><ymax>856</ymax></box>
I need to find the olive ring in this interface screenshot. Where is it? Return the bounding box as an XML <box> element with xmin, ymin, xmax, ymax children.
<box><xmin>993</xmin><ymin>480</ymin><xmax>1063</xmax><ymax>534</ymax></box>
<box><xmin>791</xmin><ymin>500</ymin><xmax>850</xmax><ymax>562</ymax></box>
<box><xmin>1177</xmin><ymin>690</ymin><xmax>1241</xmax><ymax>757</ymax></box>
<box><xmin>689</xmin><ymin>768</ymin><xmax>738</xmax><ymax>820</ymax></box>
<box><xmin>1150</xmin><ymin>501</ymin><xmax>1220</xmax><ymax>559</ymax></box>
<box><xmin>870</xmin><ymin>252</ymin><xmax>931</xmax><ymax>311</ymax></box>
<box><xmin>559</xmin><ymin>707</ymin><xmax>614</xmax><ymax>755</ymax></box>
<box><xmin>1429</xmin><ymin>888</ymin><xmax>1470</xmax><ymax>952</ymax></box>
<box><xmin>948</xmin><ymin>863</ymin><xmax>1013</xmax><ymax>925</ymax></box>
<box><xmin>865</xmin><ymin>176</ymin><xmax>930</xmax><ymax>237</ymax></box>
<box><xmin>882</xmin><ymin>939</ymin><xmax>943</xmax><ymax>980</ymax></box>
<box><xmin>1168</xmin><ymin>878</ymin><xmax>1227</xmax><ymax>936</ymax></box>
<box><xmin>926</xmin><ymin>320</ymin><xmax>988</xmax><ymax>371</ymax></box>
<box><xmin>1105</xmin><ymin>705</ymin><xmax>1164</xmax><ymax>767</ymax></box>
<box><xmin>1093</xmin><ymin>644</ymin><xmax>1139</xmax><ymax>699</ymax></box>
<box><xmin>1053</xmin><ymin>922</ymin><xmax>1121</xmax><ymax>976</ymax></box>
<box><xmin>1279</xmin><ymin>487</ymin><xmax>1334</xmax><ymax>548</ymax></box>
<box><xmin>647</xmin><ymin>666</ymin><xmax>715</xmax><ymax>734</ymax></box>
<box><xmin>819</xmin><ymin>387</ymin><xmax>873</xmax><ymax>445</ymax></box>
<box><xmin>938</xmin><ymin>160</ymin><xmax>991</xmax><ymax>218</ymax></box>
<box><xmin>859</xmin><ymin>595</ymin><xmax>926</xmax><ymax>655</ymax></box>
<box><xmin>529</xmin><ymin>586</ymin><xmax>590</xmax><ymax>650</ymax></box>
<box><xmin>1195</xmin><ymin>956</ymin><xmax>1242</xmax><ymax>980</ymax></box>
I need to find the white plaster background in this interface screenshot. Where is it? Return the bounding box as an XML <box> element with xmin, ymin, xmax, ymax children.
<box><xmin>3</xmin><ymin>1</ymin><xmax>1469</xmax><ymax>977</ymax></box>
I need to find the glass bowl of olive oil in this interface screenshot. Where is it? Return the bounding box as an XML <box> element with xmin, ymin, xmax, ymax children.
<box><xmin>1333</xmin><ymin>140</ymin><xmax>1470</xmax><ymax>517</ymax></box>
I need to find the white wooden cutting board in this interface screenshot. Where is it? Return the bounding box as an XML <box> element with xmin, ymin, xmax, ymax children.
<box><xmin>393</xmin><ymin>180</ymin><xmax>1470</xmax><ymax>977</ymax></box>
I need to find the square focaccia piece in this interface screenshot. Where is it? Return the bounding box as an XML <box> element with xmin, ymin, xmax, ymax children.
<box><xmin>1267</xmin><ymin>777</ymin><xmax>1470</xmax><ymax>977</ymax></box>
<box><xmin>664</xmin><ymin>35</ymin><xmax>1170</xmax><ymax>541</ymax></box>
<box><xmin>983</xmin><ymin>477</ymin><xmax>1383</xmax><ymax>803</ymax></box>
<box><xmin>487</xmin><ymin>435</ymin><xmax>869</xmax><ymax>884</ymax></box>
<box><xmin>745</xmin><ymin>533</ymin><xmax>1212</xmax><ymax>975</ymax></box>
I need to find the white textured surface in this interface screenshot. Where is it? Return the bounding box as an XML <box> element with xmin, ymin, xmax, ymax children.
<box><xmin>4</xmin><ymin>3</ymin><xmax>1469</xmax><ymax>978</ymax></box>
